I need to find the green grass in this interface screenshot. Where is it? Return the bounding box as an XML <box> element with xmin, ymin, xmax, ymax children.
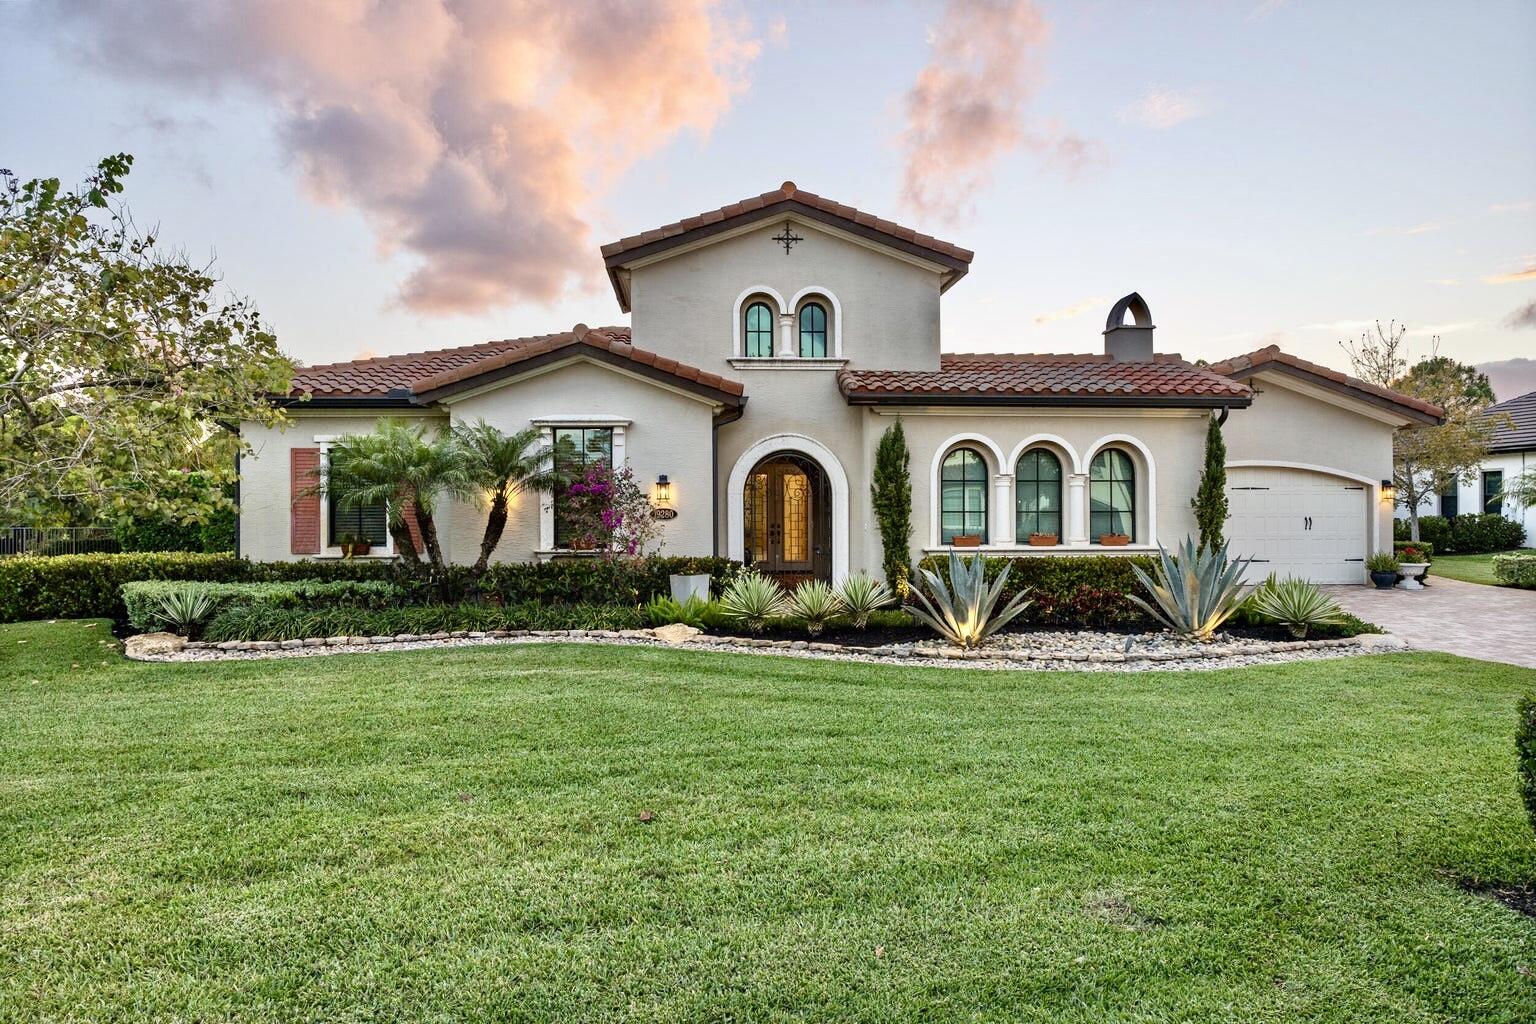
<box><xmin>1430</xmin><ymin>549</ymin><xmax>1536</xmax><ymax>586</ymax></box>
<box><xmin>2</xmin><ymin>620</ymin><xmax>1534</xmax><ymax>1022</ymax></box>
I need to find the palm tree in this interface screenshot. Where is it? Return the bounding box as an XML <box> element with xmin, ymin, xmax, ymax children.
<box><xmin>451</xmin><ymin>419</ymin><xmax>563</xmax><ymax>572</ymax></box>
<box><xmin>324</xmin><ymin>419</ymin><xmax>466</xmax><ymax>572</ymax></box>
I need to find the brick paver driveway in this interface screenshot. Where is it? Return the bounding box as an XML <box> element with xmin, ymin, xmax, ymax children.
<box><xmin>1328</xmin><ymin>576</ymin><xmax>1536</xmax><ymax>668</ymax></box>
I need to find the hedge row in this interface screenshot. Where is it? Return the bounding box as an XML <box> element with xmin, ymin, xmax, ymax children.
<box><xmin>1493</xmin><ymin>553</ymin><xmax>1536</xmax><ymax>589</ymax></box>
<box><xmin>1394</xmin><ymin>513</ymin><xmax>1526</xmax><ymax>554</ymax></box>
<box><xmin>122</xmin><ymin>580</ymin><xmax>403</xmax><ymax>632</ymax></box>
<box><xmin>203</xmin><ymin>601</ymin><xmax>648</xmax><ymax>642</ymax></box>
<box><xmin>915</xmin><ymin>553</ymin><xmax>1159</xmax><ymax>629</ymax></box>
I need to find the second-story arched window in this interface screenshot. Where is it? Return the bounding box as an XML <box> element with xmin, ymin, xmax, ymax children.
<box><xmin>798</xmin><ymin>302</ymin><xmax>828</xmax><ymax>358</ymax></box>
<box><xmin>744</xmin><ymin>301</ymin><xmax>775</xmax><ymax>358</ymax></box>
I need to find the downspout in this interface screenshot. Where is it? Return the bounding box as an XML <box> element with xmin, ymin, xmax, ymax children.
<box><xmin>711</xmin><ymin>402</ymin><xmax>747</xmax><ymax>558</ymax></box>
<box><xmin>1215</xmin><ymin>405</ymin><xmax>1230</xmax><ymax>427</ymax></box>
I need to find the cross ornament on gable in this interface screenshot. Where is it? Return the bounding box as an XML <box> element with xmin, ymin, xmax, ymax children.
<box><xmin>771</xmin><ymin>221</ymin><xmax>803</xmax><ymax>254</ymax></box>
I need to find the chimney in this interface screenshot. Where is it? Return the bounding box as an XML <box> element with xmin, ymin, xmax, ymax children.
<box><xmin>1103</xmin><ymin>293</ymin><xmax>1154</xmax><ymax>361</ymax></box>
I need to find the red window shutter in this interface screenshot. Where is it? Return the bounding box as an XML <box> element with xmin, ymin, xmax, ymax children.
<box><xmin>398</xmin><ymin>498</ymin><xmax>423</xmax><ymax>554</ymax></box>
<box><xmin>290</xmin><ymin>448</ymin><xmax>322</xmax><ymax>555</ymax></box>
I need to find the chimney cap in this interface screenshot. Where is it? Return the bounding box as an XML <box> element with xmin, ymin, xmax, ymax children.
<box><xmin>1104</xmin><ymin>292</ymin><xmax>1153</xmax><ymax>333</ymax></box>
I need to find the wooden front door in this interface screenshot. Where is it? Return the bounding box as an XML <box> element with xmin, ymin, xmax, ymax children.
<box><xmin>745</xmin><ymin>459</ymin><xmax>815</xmax><ymax>573</ymax></box>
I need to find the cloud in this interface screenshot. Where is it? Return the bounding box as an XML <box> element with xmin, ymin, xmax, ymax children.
<box><xmin>1363</xmin><ymin>220</ymin><xmax>1453</xmax><ymax>237</ymax></box>
<box><xmin>1416</xmin><ymin>320</ymin><xmax>1483</xmax><ymax>335</ymax></box>
<box><xmin>1490</xmin><ymin>199</ymin><xmax>1534</xmax><ymax>214</ymax></box>
<box><xmin>41</xmin><ymin>0</ymin><xmax>761</xmax><ymax>314</ymax></box>
<box><xmin>1117</xmin><ymin>89</ymin><xmax>1208</xmax><ymax>130</ymax></box>
<box><xmin>1486</xmin><ymin>260</ymin><xmax>1536</xmax><ymax>284</ymax></box>
<box><xmin>1299</xmin><ymin>319</ymin><xmax>1377</xmax><ymax>333</ymax></box>
<box><xmin>1479</xmin><ymin>358</ymin><xmax>1536</xmax><ymax>401</ymax></box>
<box><xmin>1506</xmin><ymin>301</ymin><xmax>1536</xmax><ymax>330</ymax></box>
<box><xmin>1035</xmin><ymin>295</ymin><xmax>1107</xmax><ymax>325</ymax></box>
<box><xmin>1249</xmin><ymin>0</ymin><xmax>1290</xmax><ymax>20</ymax></box>
<box><xmin>899</xmin><ymin>0</ymin><xmax>1094</xmax><ymax>221</ymax></box>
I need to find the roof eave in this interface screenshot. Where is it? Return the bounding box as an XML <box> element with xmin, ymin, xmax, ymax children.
<box><xmin>1224</xmin><ymin>361</ymin><xmax>1444</xmax><ymax>425</ymax></box>
<box><xmin>840</xmin><ymin>391</ymin><xmax>1252</xmax><ymax>409</ymax></box>
<box><xmin>409</xmin><ymin>344</ymin><xmax>746</xmax><ymax>407</ymax></box>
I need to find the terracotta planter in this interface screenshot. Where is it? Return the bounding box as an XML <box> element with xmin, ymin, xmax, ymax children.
<box><xmin>951</xmin><ymin>534</ymin><xmax>983</xmax><ymax>548</ymax></box>
<box><xmin>1099</xmin><ymin>534</ymin><xmax>1131</xmax><ymax>547</ymax></box>
<box><xmin>341</xmin><ymin>541</ymin><xmax>371</xmax><ymax>558</ymax></box>
<box><xmin>1027</xmin><ymin>533</ymin><xmax>1058</xmax><ymax>547</ymax></box>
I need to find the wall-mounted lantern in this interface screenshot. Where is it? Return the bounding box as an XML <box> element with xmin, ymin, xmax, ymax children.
<box><xmin>650</xmin><ymin>474</ymin><xmax>679</xmax><ymax>520</ymax></box>
<box><xmin>1380</xmin><ymin>479</ymin><xmax>1395</xmax><ymax>504</ymax></box>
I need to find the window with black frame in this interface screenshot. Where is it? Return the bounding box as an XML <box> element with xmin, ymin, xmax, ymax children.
<box><xmin>1483</xmin><ymin>470</ymin><xmax>1504</xmax><ymax>515</ymax></box>
<box><xmin>798</xmin><ymin>302</ymin><xmax>827</xmax><ymax>357</ymax></box>
<box><xmin>940</xmin><ymin>447</ymin><xmax>988</xmax><ymax>543</ymax></box>
<box><xmin>553</xmin><ymin>427</ymin><xmax>614</xmax><ymax>547</ymax></box>
<box><xmin>1089</xmin><ymin>448</ymin><xmax>1135</xmax><ymax>541</ymax></box>
<box><xmin>1015</xmin><ymin>449</ymin><xmax>1062</xmax><ymax>540</ymax></box>
<box><xmin>328</xmin><ymin>496</ymin><xmax>389</xmax><ymax>548</ymax></box>
<box><xmin>744</xmin><ymin>301</ymin><xmax>775</xmax><ymax>358</ymax></box>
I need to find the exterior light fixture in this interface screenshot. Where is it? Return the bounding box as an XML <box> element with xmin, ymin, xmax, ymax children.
<box><xmin>655</xmin><ymin>475</ymin><xmax>671</xmax><ymax>504</ymax></box>
<box><xmin>1380</xmin><ymin>479</ymin><xmax>1395</xmax><ymax>504</ymax></box>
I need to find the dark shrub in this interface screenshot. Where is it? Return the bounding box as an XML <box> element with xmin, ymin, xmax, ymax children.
<box><xmin>122</xmin><ymin>580</ymin><xmax>404</xmax><ymax>632</ymax></box>
<box><xmin>114</xmin><ymin>517</ymin><xmax>206</xmax><ymax>553</ymax></box>
<box><xmin>1448</xmin><ymin>513</ymin><xmax>1526</xmax><ymax>553</ymax></box>
<box><xmin>0</xmin><ymin>553</ymin><xmax>248</xmax><ymax>622</ymax></box>
<box><xmin>202</xmin><ymin>600</ymin><xmax>647</xmax><ymax>642</ymax></box>
<box><xmin>1394</xmin><ymin>540</ymin><xmax>1434</xmax><ymax>561</ymax></box>
<box><xmin>1412</xmin><ymin>515</ymin><xmax>1454</xmax><ymax>552</ymax></box>
<box><xmin>914</xmin><ymin>554</ymin><xmax>1159</xmax><ymax>629</ymax></box>
<box><xmin>484</xmin><ymin>556</ymin><xmax>741</xmax><ymax>606</ymax></box>
<box><xmin>1519</xmin><ymin>697</ymin><xmax>1536</xmax><ymax>838</ymax></box>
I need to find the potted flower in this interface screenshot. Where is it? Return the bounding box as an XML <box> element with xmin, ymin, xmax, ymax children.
<box><xmin>1027</xmin><ymin>532</ymin><xmax>1058</xmax><ymax>547</ymax></box>
<box><xmin>1365</xmin><ymin>552</ymin><xmax>1400</xmax><ymax>589</ymax></box>
<box><xmin>951</xmin><ymin>534</ymin><xmax>983</xmax><ymax>548</ymax></box>
<box><xmin>1395</xmin><ymin>548</ymin><xmax>1430</xmax><ymax>591</ymax></box>
<box><xmin>337</xmin><ymin>532</ymin><xmax>371</xmax><ymax>559</ymax></box>
<box><xmin>1099</xmin><ymin>533</ymin><xmax>1131</xmax><ymax>547</ymax></box>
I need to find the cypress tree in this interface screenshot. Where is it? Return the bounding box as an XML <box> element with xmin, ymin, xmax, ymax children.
<box><xmin>871</xmin><ymin>420</ymin><xmax>913</xmax><ymax>589</ymax></box>
<box><xmin>1191</xmin><ymin>413</ymin><xmax>1229</xmax><ymax>553</ymax></box>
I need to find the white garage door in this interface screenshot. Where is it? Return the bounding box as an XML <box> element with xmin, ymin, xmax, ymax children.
<box><xmin>1226</xmin><ymin>467</ymin><xmax>1369</xmax><ymax>584</ymax></box>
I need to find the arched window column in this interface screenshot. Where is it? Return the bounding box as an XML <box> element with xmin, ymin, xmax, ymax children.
<box><xmin>992</xmin><ymin>471</ymin><xmax>1016</xmax><ymax>546</ymax></box>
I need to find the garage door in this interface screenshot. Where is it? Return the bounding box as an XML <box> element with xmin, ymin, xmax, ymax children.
<box><xmin>1225</xmin><ymin>467</ymin><xmax>1369</xmax><ymax>584</ymax></box>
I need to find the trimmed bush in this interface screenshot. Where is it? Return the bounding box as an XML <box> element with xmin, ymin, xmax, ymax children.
<box><xmin>114</xmin><ymin>517</ymin><xmax>206</xmax><ymax>553</ymax></box>
<box><xmin>1493</xmin><ymin>553</ymin><xmax>1536</xmax><ymax>589</ymax></box>
<box><xmin>1399</xmin><ymin>513</ymin><xmax>1524</xmax><ymax>553</ymax></box>
<box><xmin>202</xmin><ymin>601</ymin><xmax>647</xmax><ymax>642</ymax></box>
<box><xmin>1519</xmin><ymin>697</ymin><xmax>1536</xmax><ymax>838</ymax></box>
<box><xmin>914</xmin><ymin>554</ymin><xmax>1159</xmax><ymax>629</ymax></box>
<box><xmin>122</xmin><ymin>580</ymin><xmax>404</xmax><ymax>632</ymax></box>
<box><xmin>0</xmin><ymin>553</ymin><xmax>248</xmax><ymax>623</ymax></box>
<box><xmin>483</xmin><ymin>556</ymin><xmax>742</xmax><ymax>606</ymax></box>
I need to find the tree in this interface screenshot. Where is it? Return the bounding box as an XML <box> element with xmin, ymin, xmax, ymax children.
<box><xmin>1498</xmin><ymin>469</ymin><xmax>1536</xmax><ymax>511</ymax></box>
<box><xmin>1340</xmin><ymin>322</ymin><xmax>1502</xmax><ymax>540</ymax></box>
<box><xmin>451</xmin><ymin>419</ymin><xmax>562</xmax><ymax>572</ymax></box>
<box><xmin>871</xmin><ymin>420</ymin><xmax>913</xmax><ymax>590</ymax></box>
<box><xmin>0</xmin><ymin>155</ymin><xmax>292</xmax><ymax>526</ymax></box>
<box><xmin>1190</xmin><ymin>413</ymin><xmax>1228</xmax><ymax>553</ymax></box>
<box><xmin>323</xmin><ymin>420</ymin><xmax>466</xmax><ymax>573</ymax></box>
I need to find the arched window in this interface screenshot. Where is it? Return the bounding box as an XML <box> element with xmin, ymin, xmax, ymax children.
<box><xmin>1015</xmin><ymin>449</ymin><xmax>1062</xmax><ymax>540</ymax></box>
<box><xmin>744</xmin><ymin>301</ymin><xmax>775</xmax><ymax>357</ymax></box>
<box><xmin>940</xmin><ymin>447</ymin><xmax>988</xmax><ymax>544</ymax></box>
<box><xmin>1090</xmin><ymin>448</ymin><xmax>1136</xmax><ymax>542</ymax></box>
<box><xmin>798</xmin><ymin>302</ymin><xmax>828</xmax><ymax>358</ymax></box>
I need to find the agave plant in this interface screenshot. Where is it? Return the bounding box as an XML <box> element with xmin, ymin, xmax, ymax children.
<box><xmin>1128</xmin><ymin>537</ymin><xmax>1253</xmax><ymax>642</ymax></box>
<box><xmin>836</xmin><ymin>572</ymin><xmax>894</xmax><ymax>629</ymax></box>
<box><xmin>1245</xmin><ymin>577</ymin><xmax>1347</xmax><ymax>638</ymax></box>
<box><xmin>785</xmin><ymin>580</ymin><xmax>845</xmax><ymax>636</ymax></box>
<box><xmin>719</xmin><ymin>572</ymin><xmax>790</xmax><ymax>633</ymax></box>
<box><xmin>907</xmin><ymin>551</ymin><xmax>1032</xmax><ymax>649</ymax></box>
<box><xmin>154</xmin><ymin>589</ymin><xmax>216</xmax><ymax>638</ymax></box>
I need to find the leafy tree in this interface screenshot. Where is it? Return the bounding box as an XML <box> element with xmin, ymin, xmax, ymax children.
<box><xmin>1340</xmin><ymin>322</ymin><xmax>1503</xmax><ymax>540</ymax></box>
<box><xmin>871</xmin><ymin>419</ymin><xmax>913</xmax><ymax>590</ymax></box>
<box><xmin>323</xmin><ymin>420</ymin><xmax>466</xmax><ymax>573</ymax></box>
<box><xmin>1190</xmin><ymin>413</ymin><xmax>1228</xmax><ymax>553</ymax></box>
<box><xmin>1498</xmin><ymin>469</ymin><xmax>1536</xmax><ymax>511</ymax></box>
<box><xmin>451</xmin><ymin>419</ymin><xmax>562</xmax><ymax>572</ymax></box>
<box><xmin>0</xmin><ymin>155</ymin><xmax>292</xmax><ymax>526</ymax></box>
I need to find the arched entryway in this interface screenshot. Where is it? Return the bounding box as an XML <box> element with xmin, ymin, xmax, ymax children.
<box><xmin>726</xmin><ymin>433</ymin><xmax>850</xmax><ymax>584</ymax></box>
<box><xmin>742</xmin><ymin>453</ymin><xmax>832</xmax><ymax>583</ymax></box>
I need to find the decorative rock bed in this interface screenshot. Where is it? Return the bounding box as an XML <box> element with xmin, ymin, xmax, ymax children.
<box><xmin>126</xmin><ymin>625</ymin><xmax>1409</xmax><ymax>672</ymax></box>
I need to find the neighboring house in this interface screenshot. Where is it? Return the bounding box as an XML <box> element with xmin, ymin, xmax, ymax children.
<box><xmin>238</xmin><ymin>181</ymin><xmax>1442</xmax><ymax>584</ymax></box>
<box><xmin>1400</xmin><ymin>389</ymin><xmax>1536</xmax><ymax>540</ymax></box>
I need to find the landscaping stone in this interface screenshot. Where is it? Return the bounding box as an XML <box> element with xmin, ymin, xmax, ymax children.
<box><xmin>1356</xmin><ymin>633</ymin><xmax>1409</xmax><ymax>651</ymax></box>
<box><xmin>279</xmin><ymin>639</ymin><xmax>303</xmax><ymax>650</ymax></box>
<box><xmin>652</xmin><ymin>623</ymin><xmax>702</xmax><ymax>644</ymax></box>
<box><xmin>124</xmin><ymin>632</ymin><xmax>185</xmax><ymax>659</ymax></box>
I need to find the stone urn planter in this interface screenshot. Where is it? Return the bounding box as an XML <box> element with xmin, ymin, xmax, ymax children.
<box><xmin>669</xmin><ymin>573</ymin><xmax>711</xmax><ymax>604</ymax></box>
<box><xmin>1395</xmin><ymin>562</ymin><xmax>1430</xmax><ymax>590</ymax></box>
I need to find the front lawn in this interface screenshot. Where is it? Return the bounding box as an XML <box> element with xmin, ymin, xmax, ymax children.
<box><xmin>1431</xmin><ymin>549</ymin><xmax>1536</xmax><ymax>586</ymax></box>
<box><xmin>2</xmin><ymin>621</ymin><xmax>1534</xmax><ymax>1022</ymax></box>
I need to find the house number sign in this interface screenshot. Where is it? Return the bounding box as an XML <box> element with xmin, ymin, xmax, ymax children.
<box><xmin>650</xmin><ymin>507</ymin><xmax>678</xmax><ymax>521</ymax></box>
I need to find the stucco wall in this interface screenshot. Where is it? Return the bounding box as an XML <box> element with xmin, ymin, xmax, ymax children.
<box><xmin>238</xmin><ymin>410</ymin><xmax>448</xmax><ymax>563</ymax></box>
<box><xmin>627</xmin><ymin>221</ymin><xmax>945</xmax><ymax>373</ymax></box>
<box><xmin>1222</xmin><ymin>373</ymin><xmax>1397</xmax><ymax>551</ymax></box>
<box><xmin>442</xmin><ymin>359</ymin><xmax>717</xmax><ymax>563</ymax></box>
<box><xmin>1401</xmin><ymin>448</ymin><xmax>1535</xmax><ymax>542</ymax></box>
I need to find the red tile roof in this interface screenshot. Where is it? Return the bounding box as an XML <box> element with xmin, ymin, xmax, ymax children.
<box><xmin>1207</xmin><ymin>345</ymin><xmax>1444</xmax><ymax>422</ymax></box>
<box><xmin>838</xmin><ymin>353</ymin><xmax>1254</xmax><ymax>406</ymax></box>
<box><xmin>288</xmin><ymin>326</ymin><xmax>744</xmax><ymax>403</ymax></box>
<box><xmin>600</xmin><ymin>181</ymin><xmax>973</xmax><ymax>311</ymax></box>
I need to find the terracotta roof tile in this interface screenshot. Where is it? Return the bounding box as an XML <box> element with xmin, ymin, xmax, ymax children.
<box><xmin>1208</xmin><ymin>344</ymin><xmax>1444</xmax><ymax>420</ymax></box>
<box><xmin>288</xmin><ymin>326</ymin><xmax>744</xmax><ymax>402</ymax></box>
<box><xmin>839</xmin><ymin>354</ymin><xmax>1252</xmax><ymax>405</ymax></box>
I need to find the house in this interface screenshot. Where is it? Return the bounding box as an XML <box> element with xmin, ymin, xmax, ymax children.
<box><xmin>237</xmin><ymin>182</ymin><xmax>1442</xmax><ymax>585</ymax></box>
<box><xmin>1402</xmin><ymin>389</ymin><xmax>1535</xmax><ymax>540</ymax></box>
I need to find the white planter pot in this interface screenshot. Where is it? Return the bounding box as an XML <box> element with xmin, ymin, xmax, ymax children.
<box><xmin>1395</xmin><ymin>562</ymin><xmax>1430</xmax><ymax>590</ymax></box>
<box><xmin>669</xmin><ymin>573</ymin><xmax>711</xmax><ymax>603</ymax></box>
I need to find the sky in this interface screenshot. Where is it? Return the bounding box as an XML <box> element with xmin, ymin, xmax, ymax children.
<box><xmin>4</xmin><ymin>0</ymin><xmax>1534</xmax><ymax>398</ymax></box>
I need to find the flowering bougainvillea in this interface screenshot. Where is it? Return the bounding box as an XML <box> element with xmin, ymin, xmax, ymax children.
<box><xmin>560</xmin><ymin>464</ymin><xmax>661</xmax><ymax>557</ymax></box>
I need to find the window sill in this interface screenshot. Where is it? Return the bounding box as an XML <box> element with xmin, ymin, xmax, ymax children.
<box><xmin>728</xmin><ymin>357</ymin><xmax>848</xmax><ymax>370</ymax></box>
<box><xmin>314</xmin><ymin>552</ymin><xmax>399</xmax><ymax>560</ymax></box>
<box><xmin>923</xmin><ymin>543</ymin><xmax>1159</xmax><ymax>555</ymax></box>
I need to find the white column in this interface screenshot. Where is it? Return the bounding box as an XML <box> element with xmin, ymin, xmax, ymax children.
<box><xmin>993</xmin><ymin>473</ymin><xmax>1015</xmax><ymax>546</ymax></box>
<box><xmin>1066</xmin><ymin>473</ymin><xmax>1089</xmax><ymax>547</ymax></box>
<box><xmin>611</xmin><ymin>425</ymin><xmax>627</xmax><ymax>467</ymax></box>
<box><xmin>777</xmin><ymin>313</ymin><xmax>796</xmax><ymax>357</ymax></box>
<box><xmin>537</xmin><ymin>426</ymin><xmax>555</xmax><ymax>552</ymax></box>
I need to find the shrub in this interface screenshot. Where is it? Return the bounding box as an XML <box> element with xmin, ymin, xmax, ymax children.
<box><xmin>1127</xmin><ymin>538</ymin><xmax>1251</xmax><ymax>642</ymax></box>
<box><xmin>1493</xmin><ymin>553</ymin><xmax>1536</xmax><ymax>588</ymax></box>
<box><xmin>1393</xmin><ymin>540</ymin><xmax>1433</xmax><ymax>561</ymax></box>
<box><xmin>784</xmin><ymin>580</ymin><xmax>844</xmax><ymax>636</ymax></box>
<box><xmin>1519</xmin><ymin>697</ymin><xmax>1536</xmax><ymax>839</ymax></box>
<box><xmin>114</xmin><ymin>517</ymin><xmax>206</xmax><ymax>553</ymax></box>
<box><xmin>0</xmin><ymin>552</ymin><xmax>248</xmax><ymax>623</ymax></box>
<box><xmin>871</xmin><ymin>420</ymin><xmax>913</xmax><ymax>590</ymax></box>
<box><xmin>1243</xmin><ymin>577</ymin><xmax>1348</xmax><ymax>638</ymax></box>
<box><xmin>1447</xmin><ymin>513</ymin><xmax>1526</xmax><ymax>553</ymax></box>
<box><xmin>914</xmin><ymin>553</ymin><xmax>1159</xmax><ymax>629</ymax></box>
<box><xmin>202</xmin><ymin>601</ymin><xmax>647</xmax><ymax>642</ymax></box>
<box><xmin>836</xmin><ymin>573</ymin><xmax>893</xmax><ymax>629</ymax></box>
<box><xmin>719</xmin><ymin>572</ymin><xmax>790</xmax><ymax>633</ymax></box>
<box><xmin>1365</xmin><ymin>552</ymin><xmax>1400</xmax><ymax>574</ymax></box>
<box><xmin>122</xmin><ymin>580</ymin><xmax>404</xmax><ymax>632</ymax></box>
<box><xmin>483</xmin><ymin>556</ymin><xmax>741</xmax><ymax>606</ymax></box>
<box><xmin>153</xmin><ymin>590</ymin><xmax>217</xmax><ymax>638</ymax></box>
<box><xmin>1398</xmin><ymin>514</ymin><xmax>1452</xmax><ymax>551</ymax></box>
<box><xmin>643</xmin><ymin>594</ymin><xmax>725</xmax><ymax>630</ymax></box>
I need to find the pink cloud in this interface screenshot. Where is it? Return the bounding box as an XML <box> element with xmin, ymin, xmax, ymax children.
<box><xmin>44</xmin><ymin>0</ymin><xmax>760</xmax><ymax>314</ymax></box>
<box><xmin>898</xmin><ymin>0</ymin><xmax>1092</xmax><ymax>221</ymax></box>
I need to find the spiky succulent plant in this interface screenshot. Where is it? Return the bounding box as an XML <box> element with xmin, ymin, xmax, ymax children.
<box><xmin>907</xmin><ymin>551</ymin><xmax>1032</xmax><ymax>649</ymax></box>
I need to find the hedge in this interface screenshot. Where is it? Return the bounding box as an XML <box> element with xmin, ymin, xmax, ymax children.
<box><xmin>482</xmin><ymin>556</ymin><xmax>743</xmax><ymax>605</ymax></box>
<box><xmin>122</xmin><ymin>580</ymin><xmax>403</xmax><ymax>632</ymax></box>
<box><xmin>1</xmin><ymin>553</ymin><xmax>248</xmax><ymax>623</ymax></box>
<box><xmin>1493</xmin><ymin>553</ymin><xmax>1536</xmax><ymax>589</ymax></box>
<box><xmin>914</xmin><ymin>553</ymin><xmax>1159</xmax><ymax>629</ymax></box>
<box><xmin>1518</xmin><ymin>696</ymin><xmax>1536</xmax><ymax>839</ymax></box>
<box><xmin>202</xmin><ymin>601</ymin><xmax>648</xmax><ymax>642</ymax></box>
<box><xmin>1395</xmin><ymin>513</ymin><xmax>1526</xmax><ymax>554</ymax></box>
